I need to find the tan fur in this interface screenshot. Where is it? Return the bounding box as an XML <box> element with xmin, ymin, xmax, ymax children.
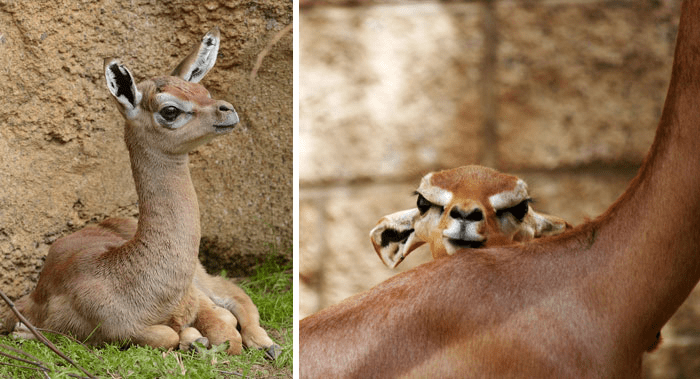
<box><xmin>301</xmin><ymin>1</ymin><xmax>700</xmax><ymax>376</ymax></box>
<box><xmin>371</xmin><ymin>165</ymin><xmax>570</xmax><ymax>268</ymax></box>
<box><xmin>193</xmin><ymin>264</ymin><xmax>274</xmax><ymax>349</ymax></box>
<box><xmin>0</xmin><ymin>28</ymin><xmax>275</xmax><ymax>355</ymax></box>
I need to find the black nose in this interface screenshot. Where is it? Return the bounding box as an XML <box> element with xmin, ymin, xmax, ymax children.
<box><xmin>450</xmin><ymin>207</ymin><xmax>483</xmax><ymax>222</ymax></box>
<box><xmin>219</xmin><ymin>105</ymin><xmax>232</xmax><ymax>112</ymax></box>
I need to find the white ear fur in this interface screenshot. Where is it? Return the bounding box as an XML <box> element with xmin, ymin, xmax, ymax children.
<box><xmin>104</xmin><ymin>59</ymin><xmax>142</xmax><ymax>119</ymax></box>
<box><xmin>370</xmin><ymin>209</ymin><xmax>425</xmax><ymax>269</ymax></box>
<box><xmin>171</xmin><ymin>27</ymin><xmax>221</xmax><ymax>83</ymax></box>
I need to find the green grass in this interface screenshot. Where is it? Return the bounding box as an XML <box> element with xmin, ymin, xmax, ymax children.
<box><xmin>0</xmin><ymin>248</ymin><xmax>292</xmax><ymax>379</ymax></box>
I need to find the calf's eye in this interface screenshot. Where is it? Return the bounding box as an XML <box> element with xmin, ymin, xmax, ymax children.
<box><xmin>496</xmin><ymin>199</ymin><xmax>531</xmax><ymax>221</ymax></box>
<box><xmin>159</xmin><ymin>106</ymin><xmax>181</xmax><ymax>122</ymax></box>
<box><xmin>416</xmin><ymin>194</ymin><xmax>431</xmax><ymax>214</ymax></box>
<box><xmin>415</xmin><ymin>193</ymin><xmax>444</xmax><ymax>215</ymax></box>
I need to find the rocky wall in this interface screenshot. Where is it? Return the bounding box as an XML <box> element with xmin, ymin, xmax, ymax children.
<box><xmin>0</xmin><ymin>0</ymin><xmax>293</xmax><ymax>300</ymax></box>
<box><xmin>299</xmin><ymin>0</ymin><xmax>698</xmax><ymax>376</ymax></box>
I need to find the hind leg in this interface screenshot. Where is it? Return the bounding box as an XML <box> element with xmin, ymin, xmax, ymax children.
<box><xmin>193</xmin><ymin>295</ymin><xmax>242</xmax><ymax>355</ymax></box>
<box><xmin>196</xmin><ymin>268</ymin><xmax>278</xmax><ymax>354</ymax></box>
<box><xmin>2</xmin><ymin>294</ymin><xmax>45</xmax><ymax>339</ymax></box>
<box><xmin>0</xmin><ymin>301</ymin><xmax>19</xmax><ymax>335</ymax></box>
<box><xmin>213</xmin><ymin>277</ymin><xmax>281</xmax><ymax>358</ymax></box>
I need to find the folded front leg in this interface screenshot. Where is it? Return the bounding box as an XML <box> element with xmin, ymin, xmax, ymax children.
<box><xmin>179</xmin><ymin>327</ymin><xmax>210</xmax><ymax>352</ymax></box>
<box><xmin>194</xmin><ymin>295</ymin><xmax>243</xmax><ymax>355</ymax></box>
<box><xmin>131</xmin><ymin>324</ymin><xmax>180</xmax><ymax>350</ymax></box>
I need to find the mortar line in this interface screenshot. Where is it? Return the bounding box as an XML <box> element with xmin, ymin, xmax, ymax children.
<box><xmin>478</xmin><ymin>0</ymin><xmax>499</xmax><ymax>168</ymax></box>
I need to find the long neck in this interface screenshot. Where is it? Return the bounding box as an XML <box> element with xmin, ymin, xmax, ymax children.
<box><xmin>126</xmin><ymin>131</ymin><xmax>201</xmax><ymax>271</ymax></box>
<box><xmin>592</xmin><ymin>0</ymin><xmax>700</xmax><ymax>348</ymax></box>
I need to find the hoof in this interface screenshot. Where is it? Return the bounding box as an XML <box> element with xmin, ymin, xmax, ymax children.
<box><xmin>194</xmin><ymin>336</ymin><xmax>210</xmax><ymax>348</ymax></box>
<box><xmin>263</xmin><ymin>344</ymin><xmax>282</xmax><ymax>360</ymax></box>
<box><xmin>188</xmin><ymin>337</ymin><xmax>210</xmax><ymax>353</ymax></box>
<box><xmin>10</xmin><ymin>322</ymin><xmax>35</xmax><ymax>340</ymax></box>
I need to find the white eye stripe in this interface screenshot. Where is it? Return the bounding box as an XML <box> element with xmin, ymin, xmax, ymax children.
<box><xmin>489</xmin><ymin>179</ymin><xmax>529</xmax><ymax>210</ymax></box>
<box><xmin>154</xmin><ymin>112</ymin><xmax>193</xmax><ymax>129</ymax></box>
<box><xmin>153</xmin><ymin>93</ymin><xmax>197</xmax><ymax>129</ymax></box>
<box><xmin>416</xmin><ymin>173</ymin><xmax>453</xmax><ymax>206</ymax></box>
<box><xmin>155</xmin><ymin>93</ymin><xmax>195</xmax><ymax>113</ymax></box>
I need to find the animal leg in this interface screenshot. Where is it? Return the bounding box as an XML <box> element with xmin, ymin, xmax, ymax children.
<box><xmin>203</xmin><ymin>272</ymin><xmax>279</xmax><ymax>356</ymax></box>
<box><xmin>0</xmin><ymin>304</ymin><xmax>17</xmax><ymax>335</ymax></box>
<box><xmin>179</xmin><ymin>327</ymin><xmax>210</xmax><ymax>352</ymax></box>
<box><xmin>131</xmin><ymin>325</ymin><xmax>180</xmax><ymax>350</ymax></box>
<box><xmin>7</xmin><ymin>322</ymin><xmax>34</xmax><ymax>341</ymax></box>
<box><xmin>193</xmin><ymin>296</ymin><xmax>243</xmax><ymax>355</ymax></box>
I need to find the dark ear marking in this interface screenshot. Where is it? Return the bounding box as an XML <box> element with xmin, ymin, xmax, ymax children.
<box><xmin>380</xmin><ymin>228</ymin><xmax>415</xmax><ymax>248</ymax></box>
<box><xmin>108</xmin><ymin>63</ymin><xmax>136</xmax><ymax>107</ymax></box>
<box><xmin>104</xmin><ymin>58</ymin><xmax>142</xmax><ymax>118</ymax></box>
<box><xmin>187</xmin><ymin>67</ymin><xmax>202</xmax><ymax>82</ymax></box>
<box><xmin>171</xmin><ymin>27</ymin><xmax>220</xmax><ymax>83</ymax></box>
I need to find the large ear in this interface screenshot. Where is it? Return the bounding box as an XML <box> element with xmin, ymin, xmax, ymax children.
<box><xmin>171</xmin><ymin>27</ymin><xmax>220</xmax><ymax>83</ymax></box>
<box><xmin>104</xmin><ymin>58</ymin><xmax>142</xmax><ymax>119</ymax></box>
<box><xmin>370</xmin><ymin>209</ymin><xmax>426</xmax><ymax>269</ymax></box>
<box><xmin>531</xmin><ymin>210</ymin><xmax>571</xmax><ymax>237</ymax></box>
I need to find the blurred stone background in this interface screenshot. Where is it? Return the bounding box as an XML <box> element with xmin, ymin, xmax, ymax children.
<box><xmin>299</xmin><ymin>0</ymin><xmax>696</xmax><ymax>376</ymax></box>
<box><xmin>0</xmin><ymin>0</ymin><xmax>292</xmax><ymax>298</ymax></box>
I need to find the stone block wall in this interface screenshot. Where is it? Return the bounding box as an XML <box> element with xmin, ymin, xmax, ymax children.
<box><xmin>0</xmin><ymin>0</ymin><xmax>292</xmax><ymax>299</ymax></box>
<box><xmin>299</xmin><ymin>0</ymin><xmax>698</xmax><ymax>376</ymax></box>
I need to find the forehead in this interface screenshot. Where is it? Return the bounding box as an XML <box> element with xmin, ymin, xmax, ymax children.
<box><xmin>151</xmin><ymin>76</ymin><xmax>214</xmax><ymax>106</ymax></box>
<box><xmin>428</xmin><ymin>165</ymin><xmax>520</xmax><ymax>200</ymax></box>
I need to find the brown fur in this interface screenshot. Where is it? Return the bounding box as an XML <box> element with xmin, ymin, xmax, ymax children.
<box><xmin>371</xmin><ymin>165</ymin><xmax>570</xmax><ymax>268</ymax></box>
<box><xmin>0</xmin><ymin>28</ymin><xmax>275</xmax><ymax>354</ymax></box>
<box><xmin>300</xmin><ymin>1</ymin><xmax>700</xmax><ymax>377</ymax></box>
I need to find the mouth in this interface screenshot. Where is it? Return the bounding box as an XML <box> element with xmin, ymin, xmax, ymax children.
<box><xmin>214</xmin><ymin>122</ymin><xmax>238</xmax><ymax>134</ymax></box>
<box><xmin>447</xmin><ymin>238</ymin><xmax>485</xmax><ymax>249</ymax></box>
<box><xmin>214</xmin><ymin>111</ymin><xmax>240</xmax><ymax>133</ymax></box>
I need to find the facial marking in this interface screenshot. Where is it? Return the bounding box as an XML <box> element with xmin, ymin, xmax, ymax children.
<box><xmin>442</xmin><ymin>219</ymin><xmax>483</xmax><ymax>242</ymax></box>
<box><xmin>153</xmin><ymin>92</ymin><xmax>195</xmax><ymax>129</ymax></box>
<box><xmin>152</xmin><ymin>77</ymin><xmax>215</xmax><ymax>107</ymax></box>
<box><xmin>373</xmin><ymin>165</ymin><xmax>571</xmax><ymax>267</ymax></box>
<box><xmin>489</xmin><ymin>179</ymin><xmax>529</xmax><ymax>210</ymax></box>
<box><xmin>416</xmin><ymin>173</ymin><xmax>453</xmax><ymax>207</ymax></box>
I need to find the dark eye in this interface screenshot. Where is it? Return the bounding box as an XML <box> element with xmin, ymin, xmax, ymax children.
<box><xmin>159</xmin><ymin>106</ymin><xmax>181</xmax><ymax>122</ymax></box>
<box><xmin>416</xmin><ymin>193</ymin><xmax>444</xmax><ymax>215</ymax></box>
<box><xmin>416</xmin><ymin>194</ymin><xmax>431</xmax><ymax>214</ymax></box>
<box><xmin>496</xmin><ymin>199</ymin><xmax>531</xmax><ymax>221</ymax></box>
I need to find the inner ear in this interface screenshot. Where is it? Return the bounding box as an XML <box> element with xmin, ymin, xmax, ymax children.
<box><xmin>370</xmin><ymin>209</ymin><xmax>424</xmax><ymax>268</ymax></box>
<box><xmin>104</xmin><ymin>58</ymin><xmax>142</xmax><ymax>117</ymax></box>
<box><xmin>171</xmin><ymin>27</ymin><xmax>221</xmax><ymax>83</ymax></box>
